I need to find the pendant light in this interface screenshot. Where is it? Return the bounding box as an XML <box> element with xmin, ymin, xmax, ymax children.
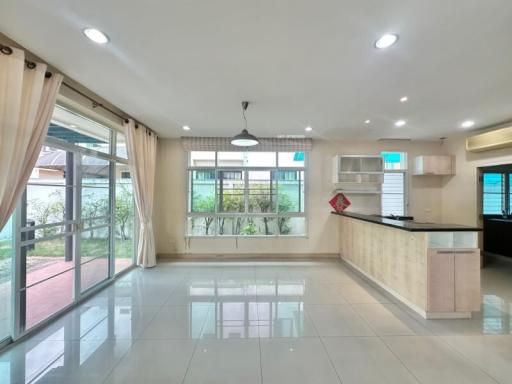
<box><xmin>231</xmin><ymin>101</ymin><xmax>260</xmax><ymax>147</ymax></box>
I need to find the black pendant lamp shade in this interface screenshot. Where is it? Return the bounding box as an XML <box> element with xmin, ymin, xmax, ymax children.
<box><xmin>231</xmin><ymin>101</ymin><xmax>260</xmax><ymax>147</ymax></box>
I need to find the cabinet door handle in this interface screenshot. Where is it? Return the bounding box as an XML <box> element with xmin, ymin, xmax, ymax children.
<box><xmin>436</xmin><ymin>251</ymin><xmax>453</xmax><ymax>254</ymax></box>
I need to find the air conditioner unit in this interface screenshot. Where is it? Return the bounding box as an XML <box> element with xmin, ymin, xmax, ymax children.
<box><xmin>466</xmin><ymin>125</ymin><xmax>512</xmax><ymax>152</ymax></box>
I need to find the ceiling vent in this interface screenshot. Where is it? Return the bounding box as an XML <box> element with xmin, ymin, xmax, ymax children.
<box><xmin>466</xmin><ymin>125</ymin><xmax>512</xmax><ymax>152</ymax></box>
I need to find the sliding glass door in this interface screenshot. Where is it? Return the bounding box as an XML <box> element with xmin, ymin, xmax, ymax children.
<box><xmin>20</xmin><ymin>147</ymin><xmax>76</xmax><ymax>330</ymax></box>
<box><xmin>14</xmin><ymin>105</ymin><xmax>135</xmax><ymax>334</ymax></box>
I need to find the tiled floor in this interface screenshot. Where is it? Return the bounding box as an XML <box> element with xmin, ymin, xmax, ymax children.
<box><xmin>1</xmin><ymin>257</ymin><xmax>512</xmax><ymax>383</ymax></box>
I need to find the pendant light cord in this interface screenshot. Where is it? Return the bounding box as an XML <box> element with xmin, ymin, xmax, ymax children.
<box><xmin>242</xmin><ymin>101</ymin><xmax>249</xmax><ymax>130</ymax></box>
<box><xmin>242</xmin><ymin>108</ymin><xmax>247</xmax><ymax>130</ymax></box>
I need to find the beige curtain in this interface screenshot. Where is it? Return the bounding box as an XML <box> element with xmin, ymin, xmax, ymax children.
<box><xmin>0</xmin><ymin>46</ymin><xmax>63</xmax><ymax>231</ymax></box>
<box><xmin>124</xmin><ymin>119</ymin><xmax>158</xmax><ymax>268</ymax></box>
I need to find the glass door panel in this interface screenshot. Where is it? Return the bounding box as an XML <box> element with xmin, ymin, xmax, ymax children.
<box><xmin>21</xmin><ymin>146</ymin><xmax>76</xmax><ymax>330</ymax></box>
<box><xmin>115</xmin><ymin>163</ymin><xmax>134</xmax><ymax>274</ymax></box>
<box><xmin>23</xmin><ymin>239</ymin><xmax>74</xmax><ymax>329</ymax></box>
<box><xmin>79</xmin><ymin>155</ymin><xmax>111</xmax><ymax>292</ymax></box>
<box><xmin>80</xmin><ymin>229</ymin><xmax>109</xmax><ymax>292</ymax></box>
<box><xmin>0</xmin><ymin>216</ymin><xmax>14</xmax><ymax>340</ymax></box>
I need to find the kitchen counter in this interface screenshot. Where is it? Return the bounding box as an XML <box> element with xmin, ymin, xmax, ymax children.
<box><xmin>486</xmin><ymin>217</ymin><xmax>512</xmax><ymax>223</ymax></box>
<box><xmin>335</xmin><ymin>212</ymin><xmax>481</xmax><ymax>319</ymax></box>
<box><xmin>331</xmin><ymin>211</ymin><xmax>481</xmax><ymax>232</ymax></box>
<box><xmin>484</xmin><ymin>218</ymin><xmax>512</xmax><ymax>258</ymax></box>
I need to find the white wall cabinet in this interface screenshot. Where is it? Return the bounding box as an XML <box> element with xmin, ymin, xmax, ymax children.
<box><xmin>332</xmin><ymin>155</ymin><xmax>384</xmax><ymax>192</ymax></box>
<box><xmin>414</xmin><ymin>155</ymin><xmax>455</xmax><ymax>176</ymax></box>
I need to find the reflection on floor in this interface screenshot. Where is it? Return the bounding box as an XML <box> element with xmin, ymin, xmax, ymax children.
<box><xmin>1</xmin><ymin>257</ymin><xmax>511</xmax><ymax>383</ymax></box>
<box><xmin>0</xmin><ymin>258</ymin><xmax>133</xmax><ymax>331</ymax></box>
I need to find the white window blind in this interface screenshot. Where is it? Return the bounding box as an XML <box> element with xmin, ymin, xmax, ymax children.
<box><xmin>381</xmin><ymin>172</ymin><xmax>405</xmax><ymax>216</ymax></box>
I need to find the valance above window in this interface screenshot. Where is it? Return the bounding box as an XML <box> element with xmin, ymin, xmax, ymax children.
<box><xmin>181</xmin><ymin>137</ymin><xmax>313</xmax><ymax>152</ymax></box>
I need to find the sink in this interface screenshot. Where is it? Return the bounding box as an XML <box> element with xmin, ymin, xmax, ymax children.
<box><xmin>374</xmin><ymin>215</ymin><xmax>414</xmax><ymax>221</ymax></box>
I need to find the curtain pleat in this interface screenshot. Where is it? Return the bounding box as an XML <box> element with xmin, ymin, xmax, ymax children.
<box><xmin>125</xmin><ymin>120</ymin><xmax>158</xmax><ymax>268</ymax></box>
<box><xmin>181</xmin><ymin>136</ymin><xmax>313</xmax><ymax>152</ymax></box>
<box><xmin>0</xmin><ymin>46</ymin><xmax>63</xmax><ymax>230</ymax></box>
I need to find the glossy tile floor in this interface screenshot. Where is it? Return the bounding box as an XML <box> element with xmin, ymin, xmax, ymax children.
<box><xmin>1</xmin><ymin>257</ymin><xmax>512</xmax><ymax>383</ymax></box>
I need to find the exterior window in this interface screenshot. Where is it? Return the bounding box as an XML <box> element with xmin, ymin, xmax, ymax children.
<box><xmin>195</xmin><ymin>171</ymin><xmax>216</xmax><ymax>180</ymax></box>
<box><xmin>482</xmin><ymin>173</ymin><xmax>505</xmax><ymax>215</ymax></box>
<box><xmin>381</xmin><ymin>152</ymin><xmax>407</xmax><ymax>216</ymax></box>
<box><xmin>187</xmin><ymin>151</ymin><xmax>307</xmax><ymax>236</ymax></box>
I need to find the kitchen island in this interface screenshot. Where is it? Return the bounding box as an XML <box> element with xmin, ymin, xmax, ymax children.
<box><xmin>334</xmin><ymin>211</ymin><xmax>482</xmax><ymax>319</ymax></box>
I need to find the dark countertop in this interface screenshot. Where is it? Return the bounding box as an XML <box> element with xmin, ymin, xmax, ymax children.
<box><xmin>332</xmin><ymin>211</ymin><xmax>481</xmax><ymax>232</ymax></box>
<box><xmin>486</xmin><ymin>218</ymin><xmax>512</xmax><ymax>223</ymax></box>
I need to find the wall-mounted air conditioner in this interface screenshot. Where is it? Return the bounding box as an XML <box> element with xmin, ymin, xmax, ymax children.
<box><xmin>466</xmin><ymin>125</ymin><xmax>512</xmax><ymax>152</ymax></box>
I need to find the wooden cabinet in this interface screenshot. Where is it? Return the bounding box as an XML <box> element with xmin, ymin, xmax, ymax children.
<box><xmin>454</xmin><ymin>249</ymin><xmax>481</xmax><ymax>312</ymax></box>
<box><xmin>427</xmin><ymin>248</ymin><xmax>481</xmax><ymax>313</ymax></box>
<box><xmin>427</xmin><ymin>249</ymin><xmax>455</xmax><ymax>312</ymax></box>
<box><xmin>414</xmin><ymin>155</ymin><xmax>455</xmax><ymax>176</ymax></box>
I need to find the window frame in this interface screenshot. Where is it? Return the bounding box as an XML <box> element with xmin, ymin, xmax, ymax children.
<box><xmin>186</xmin><ymin>151</ymin><xmax>308</xmax><ymax>237</ymax></box>
<box><xmin>482</xmin><ymin>171</ymin><xmax>511</xmax><ymax>216</ymax></box>
<box><xmin>381</xmin><ymin>152</ymin><xmax>408</xmax><ymax>216</ymax></box>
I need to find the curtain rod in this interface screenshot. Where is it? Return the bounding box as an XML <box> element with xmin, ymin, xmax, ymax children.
<box><xmin>1</xmin><ymin>42</ymin><xmax>156</xmax><ymax>136</ymax></box>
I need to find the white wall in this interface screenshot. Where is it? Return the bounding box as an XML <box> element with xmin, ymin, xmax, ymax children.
<box><xmin>154</xmin><ymin>138</ymin><xmax>447</xmax><ymax>257</ymax></box>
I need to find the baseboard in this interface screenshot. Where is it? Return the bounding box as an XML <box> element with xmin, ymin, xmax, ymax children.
<box><xmin>157</xmin><ymin>253</ymin><xmax>338</xmax><ymax>260</ymax></box>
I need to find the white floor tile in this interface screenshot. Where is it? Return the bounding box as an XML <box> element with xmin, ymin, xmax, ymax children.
<box><xmin>306</xmin><ymin>304</ymin><xmax>375</xmax><ymax>336</ymax></box>
<box><xmin>260</xmin><ymin>338</ymin><xmax>341</xmax><ymax>384</ymax></box>
<box><xmin>1</xmin><ymin>339</ymin><xmax>130</xmax><ymax>384</ymax></box>
<box><xmin>1</xmin><ymin>259</ymin><xmax>512</xmax><ymax>384</ymax></box>
<box><xmin>139</xmin><ymin>304</ymin><xmax>212</xmax><ymax>339</ymax></box>
<box><xmin>351</xmin><ymin>303</ymin><xmax>431</xmax><ymax>336</ymax></box>
<box><xmin>104</xmin><ymin>339</ymin><xmax>195</xmax><ymax>384</ymax></box>
<box><xmin>441</xmin><ymin>335</ymin><xmax>512</xmax><ymax>384</ymax></box>
<box><xmin>184</xmin><ymin>339</ymin><xmax>261</xmax><ymax>384</ymax></box>
<box><xmin>322</xmin><ymin>337</ymin><xmax>419</xmax><ymax>384</ymax></box>
<box><xmin>383</xmin><ymin>335</ymin><xmax>497</xmax><ymax>384</ymax></box>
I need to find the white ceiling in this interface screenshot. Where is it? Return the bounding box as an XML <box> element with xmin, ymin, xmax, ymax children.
<box><xmin>2</xmin><ymin>0</ymin><xmax>512</xmax><ymax>139</ymax></box>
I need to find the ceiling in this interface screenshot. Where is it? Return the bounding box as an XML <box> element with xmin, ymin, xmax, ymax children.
<box><xmin>2</xmin><ymin>0</ymin><xmax>512</xmax><ymax>140</ymax></box>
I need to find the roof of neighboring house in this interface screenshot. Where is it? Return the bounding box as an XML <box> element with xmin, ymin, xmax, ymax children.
<box><xmin>36</xmin><ymin>149</ymin><xmax>109</xmax><ymax>177</ymax></box>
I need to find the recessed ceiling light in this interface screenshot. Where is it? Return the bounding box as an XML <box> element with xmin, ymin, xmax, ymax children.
<box><xmin>375</xmin><ymin>34</ymin><xmax>399</xmax><ymax>49</ymax></box>
<box><xmin>394</xmin><ymin>120</ymin><xmax>406</xmax><ymax>127</ymax></box>
<box><xmin>461</xmin><ymin>120</ymin><xmax>475</xmax><ymax>128</ymax></box>
<box><xmin>400</xmin><ymin>96</ymin><xmax>408</xmax><ymax>103</ymax></box>
<box><xmin>83</xmin><ymin>28</ymin><xmax>109</xmax><ymax>44</ymax></box>
<box><xmin>69</xmin><ymin>124</ymin><xmax>77</xmax><ymax>128</ymax></box>
<box><xmin>305</xmin><ymin>126</ymin><xmax>313</xmax><ymax>132</ymax></box>
<box><xmin>182</xmin><ymin>125</ymin><xmax>191</xmax><ymax>131</ymax></box>
<box><xmin>364</xmin><ymin>119</ymin><xmax>371</xmax><ymax>124</ymax></box>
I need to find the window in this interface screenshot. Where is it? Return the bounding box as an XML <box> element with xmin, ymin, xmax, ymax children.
<box><xmin>482</xmin><ymin>173</ymin><xmax>506</xmax><ymax>215</ymax></box>
<box><xmin>381</xmin><ymin>152</ymin><xmax>407</xmax><ymax>216</ymax></box>
<box><xmin>187</xmin><ymin>151</ymin><xmax>306</xmax><ymax>236</ymax></box>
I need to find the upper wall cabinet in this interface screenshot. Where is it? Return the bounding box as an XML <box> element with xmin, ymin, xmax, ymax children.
<box><xmin>413</xmin><ymin>155</ymin><xmax>455</xmax><ymax>176</ymax></box>
<box><xmin>332</xmin><ymin>155</ymin><xmax>384</xmax><ymax>192</ymax></box>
